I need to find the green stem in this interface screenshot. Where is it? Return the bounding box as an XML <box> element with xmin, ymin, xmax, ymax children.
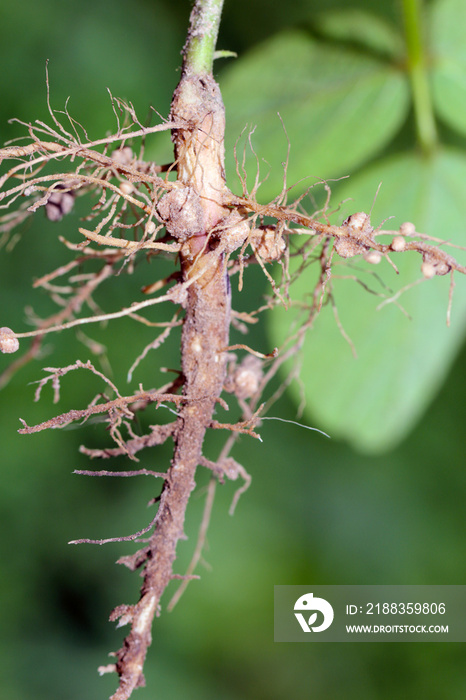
<box><xmin>183</xmin><ymin>0</ymin><xmax>225</xmax><ymax>76</ymax></box>
<box><xmin>401</xmin><ymin>0</ymin><xmax>437</xmax><ymax>155</ymax></box>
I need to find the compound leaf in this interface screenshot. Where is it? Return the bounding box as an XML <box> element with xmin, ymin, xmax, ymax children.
<box><xmin>221</xmin><ymin>30</ymin><xmax>410</xmax><ymax>202</ymax></box>
<box><xmin>269</xmin><ymin>148</ymin><xmax>466</xmax><ymax>452</ymax></box>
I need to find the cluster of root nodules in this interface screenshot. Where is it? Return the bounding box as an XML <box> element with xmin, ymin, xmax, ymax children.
<box><xmin>2</xmin><ymin>97</ymin><xmax>466</xmax><ymax>700</ymax></box>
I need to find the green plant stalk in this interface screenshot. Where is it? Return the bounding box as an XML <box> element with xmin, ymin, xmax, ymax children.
<box><xmin>183</xmin><ymin>0</ymin><xmax>225</xmax><ymax>75</ymax></box>
<box><xmin>402</xmin><ymin>0</ymin><xmax>437</xmax><ymax>155</ymax></box>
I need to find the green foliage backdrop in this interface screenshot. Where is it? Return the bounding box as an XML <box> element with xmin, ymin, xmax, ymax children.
<box><xmin>1</xmin><ymin>1</ymin><xmax>465</xmax><ymax>699</ymax></box>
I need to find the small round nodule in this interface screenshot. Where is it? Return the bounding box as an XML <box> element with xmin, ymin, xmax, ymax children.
<box><xmin>399</xmin><ymin>221</ymin><xmax>416</xmax><ymax>237</ymax></box>
<box><xmin>157</xmin><ymin>187</ymin><xmax>204</xmax><ymax>240</ymax></box>
<box><xmin>334</xmin><ymin>237</ymin><xmax>364</xmax><ymax>258</ymax></box>
<box><xmin>391</xmin><ymin>235</ymin><xmax>406</xmax><ymax>252</ymax></box>
<box><xmin>344</xmin><ymin>212</ymin><xmax>370</xmax><ymax>231</ymax></box>
<box><xmin>252</xmin><ymin>226</ymin><xmax>286</xmax><ymax>262</ymax></box>
<box><xmin>363</xmin><ymin>250</ymin><xmax>382</xmax><ymax>265</ymax></box>
<box><xmin>0</xmin><ymin>327</ymin><xmax>19</xmax><ymax>354</ymax></box>
<box><xmin>421</xmin><ymin>261</ymin><xmax>436</xmax><ymax>279</ymax></box>
<box><xmin>119</xmin><ymin>180</ymin><xmax>134</xmax><ymax>195</ymax></box>
<box><xmin>145</xmin><ymin>220</ymin><xmax>157</xmax><ymax>236</ymax></box>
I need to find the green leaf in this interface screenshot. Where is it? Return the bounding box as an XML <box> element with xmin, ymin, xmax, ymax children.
<box><xmin>431</xmin><ymin>0</ymin><xmax>466</xmax><ymax>136</ymax></box>
<box><xmin>269</xmin><ymin>148</ymin><xmax>466</xmax><ymax>452</ymax></box>
<box><xmin>312</xmin><ymin>9</ymin><xmax>403</xmax><ymax>59</ymax></box>
<box><xmin>221</xmin><ymin>30</ymin><xmax>410</xmax><ymax>201</ymax></box>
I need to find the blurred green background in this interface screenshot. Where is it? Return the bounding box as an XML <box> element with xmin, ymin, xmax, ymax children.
<box><xmin>1</xmin><ymin>1</ymin><xmax>465</xmax><ymax>699</ymax></box>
